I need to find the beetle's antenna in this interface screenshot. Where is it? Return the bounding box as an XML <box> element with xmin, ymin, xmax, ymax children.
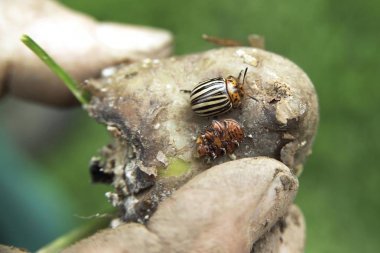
<box><xmin>237</xmin><ymin>69</ymin><xmax>243</xmax><ymax>81</ymax></box>
<box><xmin>242</xmin><ymin>67</ymin><xmax>248</xmax><ymax>85</ymax></box>
<box><xmin>241</xmin><ymin>67</ymin><xmax>257</xmax><ymax>101</ymax></box>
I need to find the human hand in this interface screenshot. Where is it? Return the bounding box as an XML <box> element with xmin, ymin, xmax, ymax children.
<box><xmin>0</xmin><ymin>158</ymin><xmax>305</xmax><ymax>253</ymax></box>
<box><xmin>0</xmin><ymin>1</ymin><xmax>312</xmax><ymax>252</ymax></box>
<box><xmin>0</xmin><ymin>0</ymin><xmax>172</xmax><ymax>106</ymax></box>
<box><xmin>63</xmin><ymin>158</ymin><xmax>305</xmax><ymax>253</ymax></box>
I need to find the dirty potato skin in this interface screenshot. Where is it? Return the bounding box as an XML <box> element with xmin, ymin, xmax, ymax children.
<box><xmin>85</xmin><ymin>47</ymin><xmax>318</xmax><ymax>222</ymax></box>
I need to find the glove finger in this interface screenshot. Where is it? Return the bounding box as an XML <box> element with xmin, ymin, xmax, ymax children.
<box><xmin>148</xmin><ymin>157</ymin><xmax>299</xmax><ymax>253</ymax></box>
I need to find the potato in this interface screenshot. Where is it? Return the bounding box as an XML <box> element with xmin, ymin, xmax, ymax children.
<box><xmin>85</xmin><ymin>47</ymin><xmax>318</xmax><ymax>222</ymax></box>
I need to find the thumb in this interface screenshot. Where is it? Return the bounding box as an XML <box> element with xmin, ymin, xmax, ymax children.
<box><xmin>147</xmin><ymin>157</ymin><xmax>298</xmax><ymax>253</ymax></box>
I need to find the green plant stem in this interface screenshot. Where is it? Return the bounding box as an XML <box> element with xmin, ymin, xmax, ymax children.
<box><xmin>36</xmin><ymin>216</ymin><xmax>111</xmax><ymax>253</ymax></box>
<box><xmin>20</xmin><ymin>34</ymin><xmax>90</xmax><ymax>104</ymax></box>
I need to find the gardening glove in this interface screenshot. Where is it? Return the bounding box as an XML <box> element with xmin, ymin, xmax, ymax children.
<box><xmin>0</xmin><ymin>0</ymin><xmax>172</xmax><ymax>106</ymax></box>
<box><xmin>62</xmin><ymin>157</ymin><xmax>305</xmax><ymax>253</ymax></box>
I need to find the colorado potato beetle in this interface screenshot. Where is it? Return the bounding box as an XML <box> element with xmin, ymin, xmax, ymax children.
<box><xmin>189</xmin><ymin>68</ymin><xmax>253</xmax><ymax>117</ymax></box>
<box><xmin>196</xmin><ymin>119</ymin><xmax>244</xmax><ymax>159</ymax></box>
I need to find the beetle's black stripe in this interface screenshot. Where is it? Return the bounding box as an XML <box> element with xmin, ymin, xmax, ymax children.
<box><xmin>191</xmin><ymin>92</ymin><xmax>229</xmax><ymax>109</ymax></box>
<box><xmin>193</xmin><ymin>99</ymin><xmax>230</xmax><ymax>112</ymax></box>
<box><xmin>191</xmin><ymin>77</ymin><xmax>224</xmax><ymax>95</ymax></box>
<box><xmin>196</xmin><ymin>103</ymin><xmax>232</xmax><ymax>116</ymax></box>
<box><xmin>193</xmin><ymin>100</ymin><xmax>232</xmax><ymax>116</ymax></box>
<box><xmin>195</xmin><ymin>101</ymin><xmax>230</xmax><ymax>113</ymax></box>
<box><xmin>190</xmin><ymin>80</ymin><xmax>226</xmax><ymax>99</ymax></box>
<box><xmin>191</xmin><ymin>81</ymin><xmax>223</xmax><ymax>97</ymax></box>
<box><xmin>192</xmin><ymin>78</ymin><xmax>223</xmax><ymax>93</ymax></box>
<box><xmin>191</xmin><ymin>88</ymin><xmax>226</xmax><ymax>104</ymax></box>
<box><xmin>191</xmin><ymin>95</ymin><xmax>228</xmax><ymax>107</ymax></box>
<box><xmin>193</xmin><ymin>99</ymin><xmax>229</xmax><ymax>111</ymax></box>
<box><xmin>192</xmin><ymin>99</ymin><xmax>229</xmax><ymax>110</ymax></box>
<box><xmin>191</xmin><ymin>90</ymin><xmax>227</xmax><ymax>104</ymax></box>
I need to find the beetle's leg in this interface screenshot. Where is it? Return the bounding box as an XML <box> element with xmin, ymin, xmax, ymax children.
<box><xmin>180</xmin><ymin>89</ymin><xmax>191</xmax><ymax>93</ymax></box>
<box><xmin>202</xmin><ymin>34</ymin><xmax>242</xmax><ymax>47</ymax></box>
<box><xmin>232</xmin><ymin>140</ymin><xmax>240</xmax><ymax>147</ymax></box>
<box><xmin>247</xmin><ymin>94</ymin><xmax>258</xmax><ymax>102</ymax></box>
<box><xmin>237</xmin><ymin>69</ymin><xmax>243</xmax><ymax>81</ymax></box>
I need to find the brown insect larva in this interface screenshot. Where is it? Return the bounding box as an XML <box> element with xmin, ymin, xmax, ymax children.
<box><xmin>196</xmin><ymin>119</ymin><xmax>244</xmax><ymax>159</ymax></box>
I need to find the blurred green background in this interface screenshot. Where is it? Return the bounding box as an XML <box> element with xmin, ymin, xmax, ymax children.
<box><xmin>1</xmin><ymin>0</ymin><xmax>379</xmax><ymax>252</ymax></box>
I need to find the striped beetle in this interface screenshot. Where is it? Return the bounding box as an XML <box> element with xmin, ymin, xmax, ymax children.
<box><xmin>188</xmin><ymin>68</ymin><xmax>254</xmax><ymax>117</ymax></box>
<box><xmin>197</xmin><ymin>119</ymin><xmax>244</xmax><ymax>159</ymax></box>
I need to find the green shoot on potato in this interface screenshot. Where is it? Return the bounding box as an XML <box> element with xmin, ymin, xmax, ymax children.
<box><xmin>21</xmin><ymin>34</ymin><xmax>90</xmax><ymax>104</ymax></box>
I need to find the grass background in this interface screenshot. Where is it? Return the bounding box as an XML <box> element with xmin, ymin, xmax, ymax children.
<box><xmin>1</xmin><ymin>0</ymin><xmax>379</xmax><ymax>251</ymax></box>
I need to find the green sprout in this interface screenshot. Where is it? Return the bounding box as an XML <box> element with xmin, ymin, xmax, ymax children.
<box><xmin>36</xmin><ymin>216</ymin><xmax>111</xmax><ymax>253</ymax></box>
<box><xmin>21</xmin><ymin>34</ymin><xmax>90</xmax><ymax>104</ymax></box>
